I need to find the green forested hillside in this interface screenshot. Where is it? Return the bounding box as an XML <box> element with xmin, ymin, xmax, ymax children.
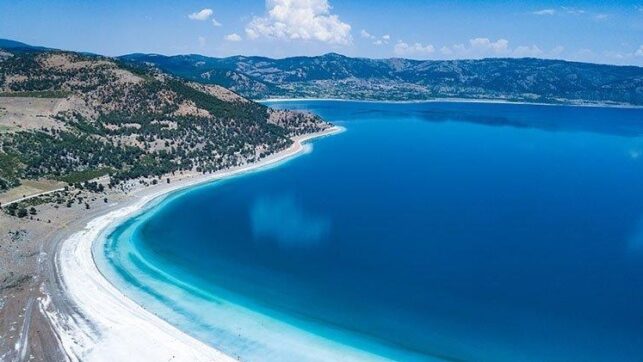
<box><xmin>0</xmin><ymin>49</ymin><xmax>329</xmax><ymax>191</ymax></box>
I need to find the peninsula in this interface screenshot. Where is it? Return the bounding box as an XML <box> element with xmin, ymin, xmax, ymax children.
<box><xmin>0</xmin><ymin>44</ymin><xmax>332</xmax><ymax>361</ymax></box>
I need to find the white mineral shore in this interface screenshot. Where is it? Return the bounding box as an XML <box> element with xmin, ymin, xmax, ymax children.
<box><xmin>48</xmin><ymin>127</ymin><xmax>343</xmax><ymax>361</ymax></box>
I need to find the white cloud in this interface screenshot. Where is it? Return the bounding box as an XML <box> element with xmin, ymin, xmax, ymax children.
<box><xmin>636</xmin><ymin>45</ymin><xmax>643</xmax><ymax>57</ymax></box>
<box><xmin>436</xmin><ymin>38</ymin><xmax>566</xmax><ymax>60</ymax></box>
<box><xmin>532</xmin><ymin>9</ymin><xmax>556</xmax><ymax>16</ymax></box>
<box><xmin>394</xmin><ymin>41</ymin><xmax>435</xmax><ymax>57</ymax></box>
<box><xmin>533</xmin><ymin>6</ymin><xmax>612</xmax><ymax>22</ymax></box>
<box><xmin>360</xmin><ymin>29</ymin><xmax>374</xmax><ymax>39</ymax></box>
<box><xmin>362</xmin><ymin>30</ymin><xmax>390</xmax><ymax>46</ymax></box>
<box><xmin>245</xmin><ymin>0</ymin><xmax>351</xmax><ymax>45</ymax></box>
<box><xmin>395</xmin><ymin>39</ymin><xmax>637</xmax><ymax>65</ymax></box>
<box><xmin>573</xmin><ymin>48</ymin><xmax>596</xmax><ymax>61</ymax></box>
<box><xmin>550</xmin><ymin>45</ymin><xmax>565</xmax><ymax>56</ymax></box>
<box><xmin>225</xmin><ymin>33</ymin><xmax>243</xmax><ymax>42</ymax></box>
<box><xmin>188</xmin><ymin>8</ymin><xmax>221</xmax><ymax>26</ymax></box>
<box><xmin>513</xmin><ymin>45</ymin><xmax>543</xmax><ymax>57</ymax></box>
<box><xmin>373</xmin><ymin>36</ymin><xmax>390</xmax><ymax>46</ymax></box>
<box><xmin>562</xmin><ymin>7</ymin><xmax>585</xmax><ymax>15</ymax></box>
<box><xmin>470</xmin><ymin>38</ymin><xmax>509</xmax><ymax>53</ymax></box>
<box><xmin>577</xmin><ymin>48</ymin><xmax>594</xmax><ymax>56</ymax></box>
<box><xmin>188</xmin><ymin>8</ymin><xmax>213</xmax><ymax>21</ymax></box>
<box><xmin>440</xmin><ymin>38</ymin><xmax>509</xmax><ymax>58</ymax></box>
<box><xmin>439</xmin><ymin>46</ymin><xmax>453</xmax><ymax>56</ymax></box>
<box><xmin>604</xmin><ymin>51</ymin><xmax>626</xmax><ymax>60</ymax></box>
<box><xmin>588</xmin><ymin>46</ymin><xmax>643</xmax><ymax>65</ymax></box>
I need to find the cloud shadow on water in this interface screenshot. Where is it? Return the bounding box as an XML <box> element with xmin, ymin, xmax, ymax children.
<box><xmin>250</xmin><ymin>195</ymin><xmax>331</xmax><ymax>248</ymax></box>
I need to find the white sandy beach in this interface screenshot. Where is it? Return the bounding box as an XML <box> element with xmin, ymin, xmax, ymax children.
<box><xmin>47</xmin><ymin>127</ymin><xmax>344</xmax><ymax>361</ymax></box>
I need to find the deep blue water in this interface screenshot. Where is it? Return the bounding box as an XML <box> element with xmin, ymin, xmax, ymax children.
<box><xmin>101</xmin><ymin>101</ymin><xmax>643</xmax><ymax>361</ymax></box>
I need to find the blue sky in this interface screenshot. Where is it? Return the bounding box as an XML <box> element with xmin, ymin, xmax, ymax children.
<box><xmin>1</xmin><ymin>0</ymin><xmax>642</xmax><ymax>65</ymax></box>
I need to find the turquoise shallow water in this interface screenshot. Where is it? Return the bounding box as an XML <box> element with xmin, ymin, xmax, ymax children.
<box><xmin>98</xmin><ymin>101</ymin><xmax>643</xmax><ymax>361</ymax></box>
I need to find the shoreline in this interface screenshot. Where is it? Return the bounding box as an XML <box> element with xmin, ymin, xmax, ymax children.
<box><xmin>45</xmin><ymin>126</ymin><xmax>344</xmax><ymax>361</ymax></box>
<box><xmin>258</xmin><ymin>97</ymin><xmax>643</xmax><ymax>109</ymax></box>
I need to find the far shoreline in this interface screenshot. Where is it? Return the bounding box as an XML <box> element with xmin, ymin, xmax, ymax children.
<box><xmin>258</xmin><ymin>97</ymin><xmax>643</xmax><ymax>109</ymax></box>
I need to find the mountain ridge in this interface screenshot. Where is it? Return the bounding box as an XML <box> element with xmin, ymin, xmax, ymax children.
<box><xmin>0</xmin><ymin>45</ymin><xmax>329</xmax><ymax>191</ymax></box>
<box><xmin>120</xmin><ymin>52</ymin><xmax>643</xmax><ymax>106</ymax></box>
<box><xmin>3</xmin><ymin>39</ymin><xmax>641</xmax><ymax>106</ymax></box>
<box><xmin>0</xmin><ymin>39</ymin><xmax>53</xmax><ymax>52</ymax></box>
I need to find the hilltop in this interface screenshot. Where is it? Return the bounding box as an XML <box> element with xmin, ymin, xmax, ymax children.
<box><xmin>120</xmin><ymin>52</ymin><xmax>643</xmax><ymax>106</ymax></box>
<box><xmin>0</xmin><ymin>47</ymin><xmax>329</xmax><ymax>192</ymax></box>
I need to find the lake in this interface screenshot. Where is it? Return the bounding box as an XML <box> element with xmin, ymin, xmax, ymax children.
<box><xmin>98</xmin><ymin>100</ymin><xmax>643</xmax><ymax>361</ymax></box>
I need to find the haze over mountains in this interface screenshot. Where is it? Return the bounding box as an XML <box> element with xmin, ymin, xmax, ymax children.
<box><xmin>120</xmin><ymin>52</ymin><xmax>643</xmax><ymax>106</ymax></box>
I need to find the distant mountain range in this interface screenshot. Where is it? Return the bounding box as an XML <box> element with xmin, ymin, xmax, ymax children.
<box><xmin>1</xmin><ymin>39</ymin><xmax>641</xmax><ymax>106</ymax></box>
<box><xmin>120</xmin><ymin>52</ymin><xmax>643</xmax><ymax>106</ymax></box>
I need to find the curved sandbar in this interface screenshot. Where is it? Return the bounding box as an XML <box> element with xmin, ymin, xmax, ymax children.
<box><xmin>47</xmin><ymin>127</ymin><xmax>343</xmax><ymax>361</ymax></box>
